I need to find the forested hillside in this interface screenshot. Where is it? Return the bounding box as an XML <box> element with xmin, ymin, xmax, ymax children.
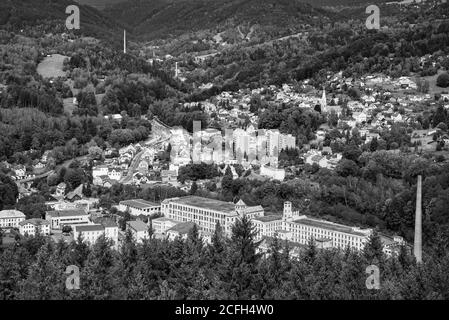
<box><xmin>105</xmin><ymin>0</ymin><xmax>332</xmax><ymax>40</ymax></box>
<box><xmin>0</xmin><ymin>0</ymin><xmax>122</xmax><ymax>40</ymax></box>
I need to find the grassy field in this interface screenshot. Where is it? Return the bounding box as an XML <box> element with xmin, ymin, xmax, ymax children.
<box><xmin>37</xmin><ymin>54</ymin><xmax>68</xmax><ymax>79</ymax></box>
<box><xmin>421</xmin><ymin>69</ymin><xmax>449</xmax><ymax>95</ymax></box>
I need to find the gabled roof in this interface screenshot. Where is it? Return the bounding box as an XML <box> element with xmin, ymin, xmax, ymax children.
<box><xmin>66</xmin><ymin>184</ymin><xmax>83</xmax><ymax>201</ymax></box>
<box><xmin>19</xmin><ymin>218</ymin><xmax>50</xmax><ymax>226</ymax></box>
<box><xmin>127</xmin><ymin>220</ymin><xmax>148</xmax><ymax>232</ymax></box>
<box><xmin>235</xmin><ymin>199</ymin><xmax>246</xmax><ymax>206</ymax></box>
<box><xmin>167</xmin><ymin>221</ymin><xmax>196</xmax><ymax>235</ymax></box>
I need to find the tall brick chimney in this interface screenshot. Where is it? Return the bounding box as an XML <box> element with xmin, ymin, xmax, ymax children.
<box><xmin>414</xmin><ymin>175</ymin><xmax>422</xmax><ymax>263</ymax></box>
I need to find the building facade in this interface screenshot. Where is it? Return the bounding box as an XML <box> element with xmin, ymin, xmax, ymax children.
<box><xmin>160</xmin><ymin>196</ymin><xmax>264</xmax><ymax>237</ymax></box>
<box><xmin>45</xmin><ymin>209</ymin><xmax>90</xmax><ymax>230</ymax></box>
<box><xmin>251</xmin><ymin>201</ymin><xmax>371</xmax><ymax>251</ymax></box>
<box><xmin>126</xmin><ymin>220</ymin><xmax>150</xmax><ymax>243</ymax></box>
<box><xmin>118</xmin><ymin>199</ymin><xmax>161</xmax><ymax>216</ymax></box>
<box><xmin>74</xmin><ymin>224</ymin><xmax>106</xmax><ymax>245</ymax></box>
<box><xmin>19</xmin><ymin>218</ymin><xmax>51</xmax><ymax>236</ymax></box>
<box><xmin>0</xmin><ymin>210</ymin><xmax>26</xmax><ymax>229</ymax></box>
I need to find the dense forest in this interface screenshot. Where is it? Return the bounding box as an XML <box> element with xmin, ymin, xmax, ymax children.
<box><xmin>1</xmin><ymin>216</ymin><xmax>448</xmax><ymax>300</ymax></box>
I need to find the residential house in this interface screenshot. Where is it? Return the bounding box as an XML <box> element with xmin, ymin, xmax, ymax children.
<box><xmin>55</xmin><ymin>182</ymin><xmax>67</xmax><ymax>197</ymax></box>
<box><xmin>19</xmin><ymin>219</ymin><xmax>51</xmax><ymax>236</ymax></box>
<box><xmin>138</xmin><ymin>160</ymin><xmax>149</xmax><ymax>174</ymax></box>
<box><xmin>161</xmin><ymin>170</ymin><xmax>178</xmax><ymax>184</ymax></box>
<box><xmin>126</xmin><ymin>220</ymin><xmax>150</xmax><ymax>243</ymax></box>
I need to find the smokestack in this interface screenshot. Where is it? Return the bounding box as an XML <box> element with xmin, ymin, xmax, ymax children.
<box><xmin>414</xmin><ymin>175</ymin><xmax>422</xmax><ymax>263</ymax></box>
<box><xmin>124</xmin><ymin>29</ymin><xmax>127</xmax><ymax>54</ymax></box>
<box><xmin>175</xmin><ymin>62</ymin><xmax>179</xmax><ymax>78</ymax></box>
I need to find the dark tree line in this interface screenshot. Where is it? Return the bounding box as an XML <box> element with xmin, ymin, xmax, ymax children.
<box><xmin>1</xmin><ymin>217</ymin><xmax>449</xmax><ymax>300</ymax></box>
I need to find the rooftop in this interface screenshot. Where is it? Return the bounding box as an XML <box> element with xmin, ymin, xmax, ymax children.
<box><xmin>127</xmin><ymin>220</ymin><xmax>148</xmax><ymax>232</ymax></box>
<box><xmin>292</xmin><ymin>218</ymin><xmax>369</xmax><ymax>237</ymax></box>
<box><xmin>167</xmin><ymin>221</ymin><xmax>196</xmax><ymax>235</ymax></box>
<box><xmin>244</xmin><ymin>205</ymin><xmax>264</xmax><ymax>214</ymax></box>
<box><xmin>152</xmin><ymin>216</ymin><xmax>178</xmax><ymax>223</ymax></box>
<box><xmin>253</xmin><ymin>215</ymin><xmax>282</xmax><ymax>223</ymax></box>
<box><xmin>119</xmin><ymin>199</ymin><xmax>160</xmax><ymax>209</ymax></box>
<box><xmin>46</xmin><ymin>209</ymin><xmax>87</xmax><ymax>217</ymax></box>
<box><xmin>92</xmin><ymin>217</ymin><xmax>118</xmax><ymax>228</ymax></box>
<box><xmin>19</xmin><ymin>218</ymin><xmax>50</xmax><ymax>226</ymax></box>
<box><xmin>165</xmin><ymin>196</ymin><xmax>237</xmax><ymax>215</ymax></box>
<box><xmin>0</xmin><ymin>210</ymin><xmax>26</xmax><ymax>219</ymax></box>
<box><xmin>75</xmin><ymin>224</ymin><xmax>104</xmax><ymax>232</ymax></box>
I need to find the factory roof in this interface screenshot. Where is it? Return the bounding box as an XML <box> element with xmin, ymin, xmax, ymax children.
<box><xmin>292</xmin><ymin>218</ymin><xmax>369</xmax><ymax>237</ymax></box>
<box><xmin>46</xmin><ymin>209</ymin><xmax>87</xmax><ymax>217</ymax></box>
<box><xmin>253</xmin><ymin>215</ymin><xmax>282</xmax><ymax>223</ymax></box>
<box><xmin>165</xmin><ymin>196</ymin><xmax>237</xmax><ymax>216</ymax></box>
<box><xmin>119</xmin><ymin>199</ymin><xmax>160</xmax><ymax>209</ymax></box>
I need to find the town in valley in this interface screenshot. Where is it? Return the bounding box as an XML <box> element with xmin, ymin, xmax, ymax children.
<box><xmin>0</xmin><ymin>0</ymin><xmax>449</xmax><ymax>300</ymax></box>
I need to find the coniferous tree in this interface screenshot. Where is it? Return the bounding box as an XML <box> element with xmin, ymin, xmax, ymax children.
<box><xmin>18</xmin><ymin>241</ymin><xmax>66</xmax><ymax>300</ymax></box>
<box><xmin>221</xmin><ymin>215</ymin><xmax>262</xmax><ymax>299</ymax></box>
<box><xmin>261</xmin><ymin>235</ymin><xmax>292</xmax><ymax>299</ymax></box>
<box><xmin>0</xmin><ymin>247</ymin><xmax>26</xmax><ymax>300</ymax></box>
<box><xmin>80</xmin><ymin>236</ymin><xmax>116</xmax><ymax>299</ymax></box>
<box><xmin>363</xmin><ymin>230</ymin><xmax>384</xmax><ymax>265</ymax></box>
<box><xmin>113</xmin><ymin>230</ymin><xmax>138</xmax><ymax>299</ymax></box>
<box><xmin>67</xmin><ymin>234</ymin><xmax>90</xmax><ymax>268</ymax></box>
<box><xmin>208</xmin><ymin>222</ymin><xmax>226</xmax><ymax>267</ymax></box>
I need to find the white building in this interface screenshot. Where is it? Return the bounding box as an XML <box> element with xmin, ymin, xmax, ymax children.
<box><xmin>74</xmin><ymin>224</ymin><xmax>106</xmax><ymax>245</ymax></box>
<box><xmin>0</xmin><ymin>210</ymin><xmax>26</xmax><ymax>229</ymax></box>
<box><xmin>45</xmin><ymin>209</ymin><xmax>90</xmax><ymax>230</ymax></box>
<box><xmin>266</xmin><ymin>130</ymin><xmax>295</xmax><ymax>156</ymax></box>
<box><xmin>126</xmin><ymin>220</ymin><xmax>150</xmax><ymax>243</ymax></box>
<box><xmin>19</xmin><ymin>219</ymin><xmax>51</xmax><ymax>236</ymax></box>
<box><xmin>74</xmin><ymin>218</ymin><xmax>119</xmax><ymax>248</ymax></box>
<box><xmin>92</xmin><ymin>165</ymin><xmax>109</xmax><ymax>178</ymax></box>
<box><xmin>118</xmin><ymin>199</ymin><xmax>161</xmax><ymax>216</ymax></box>
<box><xmin>108</xmin><ymin>168</ymin><xmax>123</xmax><ymax>181</ymax></box>
<box><xmin>166</xmin><ymin>221</ymin><xmax>196</xmax><ymax>241</ymax></box>
<box><xmin>160</xmin><ymin>196</ymin><xmax>264</xmax><ymax>237</ymax></box>
<box><xmin>251</xmin><ymin>202</ymin><xmax>371</xmax><ymax>251</ymax></box>
<box><xmin>260</xmin><ymin>165</ymin><xmax>285</xmax><ymax>181</ymax></box>
<box><xmin>151</xmin><ymin>216</ymin><xmax>180</xmax><ymax>237</ymax></box>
